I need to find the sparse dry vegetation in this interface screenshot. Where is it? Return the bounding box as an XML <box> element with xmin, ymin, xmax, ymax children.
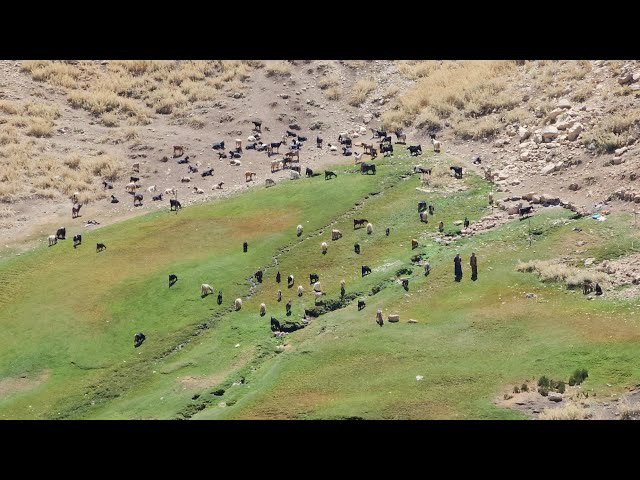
<box><xmin>516</xmin><ymin>259</ymin><xmax>607</xmax><ymax>289</ymax></box>
<box><xmin>349</xmin><ymin>77</ymin><xmax>377</xmax><ymax>106</ymax></box>
<box><xmin>582</xmin><ymin>110</ymin><xmax>640</xmax><ymax>153</ymax></box>
<box><xmin>265</xmin><ymin>61</ymin><xmax>292</xmax><ymax>78</ymax></box>
<box><xmin>326</xmin><ymin>86</ymin><xmax>341</xmax><ymax>101</ymax></box>
<box><xmin>539</xmin><ymin>403</ymin><xmax>588</xmax><ymax>420</ymax></box>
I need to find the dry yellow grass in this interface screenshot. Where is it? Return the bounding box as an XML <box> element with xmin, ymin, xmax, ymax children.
<box><xmin>539</xmin><ymin>403</ymin><xmax>588</xmax><ymax>420</ymax></box>
<box><xmin>581</xmin><ymin>109</ymin><xmax>640</xmax><ymax>153</ymax></box>
<box><xmin>383</xmin><ymin>61</ymin><xmax>518</xmax><ymax>133</ymax></box>
<box><xmin>453</xmin><ymin>116</ymin><xmax>502</xmax><ymax>140</ymax></box>
<box><xmin>265</xmin><ymin>60</ymin><xmax>292</xmax><ymax>78</ymax></box>
<box><xmin>326</xmin><ymin>86</ymin><xmax>341</xmax><ymax>101</ymax></box>
<box><xmin>318</xmin><ymin>74</ymin><xmax>340</xmax><ymax>90</ymax></box>
<box><xmin>617</xmin><ymin>398</ymin><xmax>640</xmax><ymax>420</ymax></box>
<box><xmin>26</xmin><ymin>118</ymin><xmax>54</xmax><ymax>137</ymax></box>
<box><xmin>516</xmin><ymin>259</ymin><xmax>607</xmax><ymax>289</ymax></box>
<box><xmin>349</xmin><ymin>77</ymin><xmax>377</xmax><ymax>107</ymax></box>
<box><xmin>0</xmin><ymin>100</ymin><xmax>19</xmax><ymax>115</ymax></box>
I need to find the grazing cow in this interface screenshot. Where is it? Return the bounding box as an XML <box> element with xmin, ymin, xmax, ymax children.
<box><xmin>450</xmin><ymin>166</ymin><xmax>463</xmax><ymax>179</ymax></box>
<box><xmin>362</xmin><ymin>265</ymin><xmax>372</xmax><ymax>277</ymax></box>
<box><xmin>418</xmin><ymin>201</ymin><xmax>427</xmax><ymax>212</ymax></box>
<box><xmin>366</xmin><ymin>223</ymin><xmax>373</xmax><ymax>235</ymax></box>
<box><xmin>380</xmin><ymin>144</ymin><xmax>393</xmax><ymax>156</ymax></box>
<box><xmin>317</xmin><ymin>136</ymin><xmax>323</xmax><ymax>148</ymax></box>
<box><xmin>376</xmin><ymin>309</ymin><xmax>384</xmax><ymax>327</ymax></box>
<box><xmin>265</xmin><ymin>178</ymin><xmax>276</xmax><ymax>188</ymax></box>
<box><xmin>360</xmin><ymin>163</ymin><xmax>376</xmax><ymax>175</ymax></box>
<box><xmin>394</xmin><ymin>129</ymin><xmax>406</xmax><ymax>144</ymax></box>
<box><xmin>420</xmin><ymin>211</ymin><xmax>429</xmax><ymax>223</ymax></box>
<box><xmin>201</xmin><ymin>283</ymin><xmax>214</xmax><ymax>297</ymax></box>
<box><xmin>412</xmin><ymin>239</ymin><xmax>418</xmax><ymax>249</ymax></box>
<box><xmin>102</xmin><ymin>181</ymin><xmax>114</xmax><ymax>189</ymax></box>
<box><xmin>253</xmin><ymin>121</ymin><xmax>262</xmax><ymax>132</ymax></box>
<box><xmin>134</xmin><ymin>332</ymin><xmax>146</xmax><ymax>348</ymax></box>
<box><xmin>48</xmin><ymin>234</ymin><xmax>57</xmax><ymax>246</ymax></box>
<box><xmin>325</xmin><ymin>170</ymin><xmax>337</xmax><ymax>180</ymax></box>
<box><xmin>310</xmin><ymin>273</ymin><xmax>319</xmax><ymax>285</ymax></box>
<box><xmin>408</xmin><ymin>145</ymin><xmax>422</xmax><ymax>156</ymax></box>
<box><xmin>152</xmin><ymin>193</ymin><xmax>163</xmax><ymax>201</ymax></box>
<box><xmin>218</xmin><ymin>290</ymin><xmax>223</xmax><ymax>305</ymax></box>
<box><xmin>245</xmin><ymin>171</ymin><xmax>257</xmax><ymax>182</ymax></box>
<box><xmin>134</xmin><ymin>193</ymin><xmax>143</xmax><ymax>206</ymax></box>
<box><xmin>298</xmin><ymin>285</ymin><xmax>304</xmax><ymax>297</ymax></box>
<box><xmin>169</xmin><ymin>274</ymin><xmax>178</xmax><ymax>287</ymax></box>
<box><xmin>354</xmin><ymin>218</ymin><xmax>368</xmax><ymax>229</ymax></box>
<box><xmin>56</xmin><ymin>227</ymin><xmax>66</xmax><ymax>240</ymax></box>
<box><xmin>354</xmin><ymin>243</ymin><xmax>360</xmax><ymax>254</ymax></box>
<box><xmin>173</xmin><ymin>145</ymin><xmax>184</xmax><ymax>157</ymax></box>
<box><xmin>277</xmin><ymin>289</ymin><xmax>282</xmax><ymax>302</ymax></box>
<box><xmin>212</xmin><ymin>141</ymin><xmax>225</xmax><ymax>150</ymax></box>
<box><xmin>201</xmin><ymin>168</ymin><xmax>214</xmax><ymax>177</ymax></box>
<box><xmin>331</xmin><ymin>229</ymin><xmax>342</xmax><ymax>241</ymax></box>
<box><xmin>321</xmin><ymin>241</ymin><xmax>328</xmax><ymax>254</ymax></box>
<box><xmin>401</xmin><ymin>278</ymin><xmax>409</xmax><ymax>290</ymax></box>
<box><xmin>73</xmin><ymin>234</ymin><xmax>82</xmax><ymax>248</ymax></box>
<box><xmin>472</xmin><ymin>155</ymin><xmax>482</xmax><ymax>165</ymax></box>
<box><xmin>288</xmin><ymin>275</ymin><xmax>294</xmax><ymax>288</ymax></box>
<box><xmin>72</xmin><ymin>203</ymin><xmax>82</xmax><ymax>218</ymax></box>
<box><xmin>259</xmin><ymin>303</ymin><xmax>266</xmax><ymax>316</ymax></box>
<box><xmin>358</xmin><ymin>300</ymin><xmax>366</xmax><ymax>311</ymax></box>
<box><xmin>170</xmin><ymin>199</ymin><xmax>182</xmax><ymax>211</ymax></box>
<box><xmin>305</xmin><ymin>167</ymin><xmax>313</xmax><ymax>177</ymax></box>
<box><xmin>96</xmin><ymin>242</ymin><xmax>107</xmax><ymax>252</ymax></box>
<box><xmin>270</xmin><ymin>316</ymin><xmax>281</xmax><ymax>332</ymax></box>
<box><xmin>255</xmin><ymin>270</ymin><xmax>263</xmax><ymax>283</ymax></box>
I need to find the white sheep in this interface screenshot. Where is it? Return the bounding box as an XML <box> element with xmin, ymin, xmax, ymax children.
<box><xmin>235</xmin><ymin>298</ymin><xmax>242</xmax><ymax>311</ymax></box>
<box><xmin>432</xmin><ymin>138</ymin><xmax>441</xmax><ymax>153</ymax></box>
<box><xmin>331</xmin><ymin>229</ymin><xmax>342</xmax><ymax>241</ymax></box>
<box><xmin>230</xmin><ymin>159</ymin><xmax>242</xmax><ymax>166</ymax></box>
<box><xmin>248</xmin><ymin>135</ymin><xmax>257</xmax><ymax>142</ymax></box>
<box><xmin>321</xmin><ymin>241</ymin><xmax>328</xmax><ymax>254</ymax></box>
<box><xmin>298</xmin><ymin>285</ymin><xmax>304</xmax><ymax>296</ymax></box>
<box><xmin>290</xmin><ymin>171</ymin><xmax>300</xmax><ymax>180</ymax></box>
<box><xmin>148</xmin><ymin>185</ymin><xmax>157</xmax><ymax>193</ymax></box>
<box><xmin>489</xmin><ymin>191</ymin><xmax>494</xmax><ymax>204</ymax></box>
<box><xmin>165</xmin><ymin>187</ymin><xmax>177</xmax><ymax>197</ymax></box>
<box><xmin>297</xmin><ymin>225</ymin><xmax>303</xmax><ymax>237</ymax></box>
<box><xmin>313</xmin><ymin>282</ymin><xmax>322</xmax><ymax>292</ymax></box>
<box><xmin>181</xmin><ymin>176</ymin><xmax>191</xmax><ymax>183</ymax></box>
<box><xmin>328</xmin><ymin>144</ymin><xmax>338</xmax><ymax>152</ymax></box>
<box><xmin>259</xmin><ymin>303</ymin><xmax>266</xmax><ymax>316</ymax></box>
<box><xmin>126</xmin><ymin>182</ymin><xmax>137</xmax><ymax>193</ymax></box>
<box><xmin>193</xmin><ymin>186</ymin><xmax>205</xmax><ymax>194</ymax></box>
<box><xmin>424</xmin><ymin>262</ymin><xmax>431</xmax><ymax>275</ymax></box>
<box><xmin>340</xmin><ymin>279</ymin><xmax>345</xmax><ymax>288</ymax></box>
<box><xmin>366</xmin><ymin>223</ymin><xmax>373</xmax><ymax>235</ymax></box>
<box><xmin>354</xmin><ymin>152</ymin><xmax>363</xmax><ymax>164</ymax></box>
<box><xmin>201</xmin><ymin>283</ymin><xmax>214</xmax><ymax>296</ymax></box>
<box><xmin>48</xmin><ymin>234</ymin><xmax>57</xmax><ymax>246</ymax></box>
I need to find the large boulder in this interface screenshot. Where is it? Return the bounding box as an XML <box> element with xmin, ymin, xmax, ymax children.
<box><xmin>567</xmin><ymin>123</ymin><xmax>583</xmax><ymax>141</ymax></box>
<box><xmin>548</xmin><ymin>392</ymin><xmax>563</xmax><ymax>402</ymax></box>
<box><xmin>541</xmin><ymin>126</ymin><xmax>559</xmax><ymax>142</ymax></box>
<box><xmin>387</xmin><ymin>314</ymin><xmax>400</xmax><ymax>323</ymax></box>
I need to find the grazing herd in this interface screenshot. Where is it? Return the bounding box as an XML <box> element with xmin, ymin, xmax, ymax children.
<box><xmin>44</xmin><ymin>117</ymin><xmax>474</xmax><ymax>345</ymax></box>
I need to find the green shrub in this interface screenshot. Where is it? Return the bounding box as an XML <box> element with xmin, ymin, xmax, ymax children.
<box><xmin>569</xmin><ymin>368</ymin><xmax>588</xmax><ymax>386</ymax></box>
<box><xmin>513</xmin><ymin>386</ymin><xmax>520</xmax><ymax>394</ymax></box>
<box><xmin>539</xmin><ymin>386</ymin><xmax>549</xmax><ymax>397</ymax></box>
<box><xmin>538</xmin><ymin>376</ymin><xmax>550</xmax><ymax>388</ymax></box>
<box><xmin>521</xmin><ymin>383</ymin><xmax>529</xmax><ymax>392</ymax></box>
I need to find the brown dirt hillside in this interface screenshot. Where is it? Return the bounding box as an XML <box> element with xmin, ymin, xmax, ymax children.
<box><xmin>1</xmin><ymin>60</ymin><xmax>639</xmax><ymax>255</ymax></box>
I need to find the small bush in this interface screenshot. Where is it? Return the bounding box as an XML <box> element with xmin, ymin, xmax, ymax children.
<box><xmin>264</xmin><ymin>60</ymin><xmax>292</xmax><ymax>78</ymax></box>
<box><xmin>326</xmin><ymin>86</ymin><xmax>341</xmax><ymax>101</ymax></box>
<box><xmin>538</xmin><ymin>376</ymin><xmax>550</xmax><ymax>388</ymax></box>
<box><xmin>318</xmin><ymin>74</ymin><xmax>340</xmax><ymax>90</ymax></box>
<box><xmin>521</xmin><ymin>383</ymin><xmax>529</xmax><ymax>392</ymax></box>
<box><xmin>539</xmin><ymin>403</ymin><xmax>587</xmax><ymax>420</ymax></box>
<box><xmin>538</xmin><ymin>386</ymin><xmax>549</xmax><ymax>397</ymax></box>
<box><xmin>569</xmin><ymin>368</ymin><xmax>588</xmax><ymax>386</ymax></box>
<box><xmin>513</xmin><ymin>386</ymin><xmax>520</xmax><ymax>394</ymax></box>
<box><xmin>349</xmin><ymin>77</ymin><xmax>377</xmax><ymax>107</ymax></box>
<box><xmin>101</xmin><ymin>112</ymin><xmax>120</xmax><ymax>127</ymax></box>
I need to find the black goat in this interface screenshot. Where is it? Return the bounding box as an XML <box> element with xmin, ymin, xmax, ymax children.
<box><xmin>519</xmin><ymin>206</ymin><xmax>533</xmax><ymax>217</ymax></box>
<box><xmin>188</xmin><ymin>165</ymin><xmax>198</xmax><ymax>173</ymax></box>
<box><xmin>361</xmin><ymin>265</ymin><xmax>371</xmax><ymax>277</ymax></box>
<box><xmin>255</xmin><ymin>270</ymin><xmax>263</xmax><ymax>283</ymax></box>
<box><xmin>380</xmin><ymin>144</ymin><xmax>393</xmax><ymax>155</ymax></box>
<box><xmin>418</xmin><ymin>201</ymin><xmax>427</xmax><ymax>212</ymax></box>
<box><xmin>134</xmin><ymin>332</ymin><xmax>146</xmax><ymax>348</ymax></box>
<box><xmin>309</xmin><ymin>273</ymin><xmax>319</xmax><ymax>284</ymax></box>
<box><xmin>96</xmin><ymin>243</ymin><xmax>107</xmax><ymax>252</ymax></box>
<box><xmin>358</xmin><ymin>300</ymin><xmax>366</xmax><ymax>311</ymax></box>
<box><xmin>271</xmin><ymin>316</ymin><xmax>281</xmax><ymax>332</ymax></box>
<box><xmin>252</xmin><ymin>121</ymin><xmax>262</xmax><ymax>132</ymax></box>
<box><xmin>169</xmin><ymin>274</ymin><xmax>178</xmax><ymax>287</ymax></box>
<box><xmin>134</xmin><ymin>193</ymin><xmax>143</xmax><ymax>206</ymax></box>
<box><xmin>472</xmin><ymin>155</ymin><xmax>482</xmax><ymax>164</ymax></box>
<box><xmin>152</xmin><ymin>193</ymin><xmax>163</xmax><ymax>201</ymax></box>
<box><xmin>450</xmin><ymin>166</ymin><xmax>463</xmax><ymax>179</ymax></box>
<box><xmin>354</xmin><ymin>243</ymin><xmax>360</xmax><ymax>254</ymax></box>
<box><xmin>201</xmin><ymin>169</ymin><xmax>214</xmax><ymax>177</ymax></box>
<box><xmin>343</xmin><ymin>147</ymin><xmax>352</xmax><ymax>156</ymax></box>
<box><xmin>316</xmin><ymin>136</ymin><xmax>323</xmax><ymax>148</ymax></box>
<box><xmin>212</xmin><ymin>141</ymin><xmax>225</xmax><ymax>150</ymax></box>
<box><xmin>408</xmin><ymin>145</ymin><xmax>422</xmax><ymax>156</ymax></box>
<box><xmin>305</xmin><ymin>167</ymin><xmax>314</xmax><ymax>177</ymax></box>
<box><xmin>286</xmin><ymin>130</ymin><xmax>297</xmax><ymax>137</ymax></box>
<box><xmin>360</xmin><ymin>163</ymin><xmax>376</xmax><ymax>175</ymax></box>
<box><xmin>73</xmin><ymin>234</ymin><xmax>82</xmax><ymax>248</ymax></box>
<box><xmin>56</xmin><ymin>227</ymin><xmax>66</xmax><ymax>240</ymax></box>
<box><xmin>130</xmin><ymin>176</ymin><xmax>140</xmax><ymax>183</ymax></box>
<box><xmin>325</xmin><ymin>170</ymin><xmax>337</xmax><ymax>180</ymax></box>
<box><xmin>170</xmin><ymin>199</ymin><xmax>182</xmax><ymax>211</ymax></box>
<box><xmin>276</xmin><ymin>271</ymin><xmax>281</xmax><ymax>283</ymax></box>
<box><xmin>177</xmin><ymin>157</ymin><xmax>189</xmax><ymax>165</ymax></box>
<box><xmin>229</xmin><ymin>150</ymin><xmax>242</xmax><ymax>159</ymax></box>
<box><xmin>297</xmin><ymin>135</ymin><xmax>308</xmax><ymax>142</ymax></box>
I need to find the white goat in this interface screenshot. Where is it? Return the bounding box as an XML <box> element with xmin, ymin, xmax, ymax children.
<box><xmin>432</xmin><ymin>138</ymin><xmax>441</xmax><ymax>153</ymax></box>
<box><xmin>48</xmin><ymin>234</ymin><xmax>57</xmax><ymax>246</ymax></box>
<box><xmin>366</xmin><ymin>223</ymin><xmax>373</xmax><ymax>234</ymax></box>
<box><xmin>201</xmin><ymin>283</ymin><xmax>214</xmax><ymax>296</ymax></box>
<box><xmin>165</xmin><ymin>187</ymin><xmax>177</xmax><ymax>197</ymax></box>
<box><xmin>235</xmin><ymin>298</ymin><xmax>242</xmax><ymax>311</ymax></box>
<box><xmin>297</xmin><ymin>225</ymin><xmax>303</xmax><ymax>237</ymax></box>
<box><xmin>354</xmin><ymin>152</ymin><xmax>363</xmax><ymax>164</ymax></box>
<box><xmin>298</xmin><ymin>285</ymin><xmax>304</xmax><ymax>296</ymax></box>
<box><xmin>126</xmin><ymin>182</ymin><xmax>137</xmax><ymax>193</ymax></box>
<box><xmin>259</xmin><ymin>303</ymin><xmax>266</xmax><ymax>315</ymax></box>
<box><xmin>321</xmin><ymin>241</ymin><xmax>328</xmax><ymax>254</ymax></box>
<box><xmin>313</xmin><ymin>282</ymin><xmax>322</xmax><ymax>292</ymax></box>
<box><xmin>193</xmin><ymin>186</ymin><xmax>205</xmax><ymax>194</ymax></box>
<box><xmin>290</xmin><ymin>171</ymin><xmax>300</xmax><ymax>180</ymax></box>
<box><xmin>148</xmin><ymin>185</ymin><xmax>157</xmax><ymax>193</ymax></box>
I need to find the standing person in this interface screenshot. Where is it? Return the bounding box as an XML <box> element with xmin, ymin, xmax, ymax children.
<box><xmin>470</xmin><ymin>252</ymin><xmax>478</xmax><ymax>281</ymax></box>
<box><xmin>454</xmin><ymin>253</ymin><xmax>462</xmax><ymax>282</ymax></box>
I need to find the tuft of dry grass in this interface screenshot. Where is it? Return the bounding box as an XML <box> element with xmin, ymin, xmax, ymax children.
<box><xmin>318</xmin><ymin>74</ymin><xmax>340</xmax><ymax>90</ymax></box>
<box><xmin>453</xmin><ymin>116</ymin><xmax>502</xmax><ymax>140</ymax></box>
<box><xmin>101</xmin><ymin>112</ymin><xmax>120</xmax><ymax>127</ymax></box>
<box><xmin>516</xmin><ymin>259</ymin><xmax>607</xmax><ymax>288</ymax></box>
<box><xmin>187</xmin><ymin>117</ymin><xmax>206</xmax><ymax>129</ymax></box>
<box><xmin>617</xmin><ymin>398</ymin><xmax>640</xmax><ymax>420</ymax></box>
<box><xmin>539</xmin><ymin>403</ymin><xmax>588</xmax><ymax>420</ymax></box>
<box><xmin>349</xmin><ymin>77</ymin><xmax>377</xmax><ymax>107</ymax></box>
<box><xmin>0</xmin><ymin>206</ymin><xmax>16</xmax><ymax>218</ymax></box>
<box><xmin>0</xmin><ymin>100</ymin><xmax>19</xmax><ymax>115</ymax></box>
<box><xmin>326</xmin><ymin>86</ymin><xmax>341</xmax><ymax>101</ymax></box>
<box><xmin>265</xmin><ymin>60</ymin><xmax>292</xmax><ymax>78</ymax></box>
<box><xmin>26</xmin><ymin>118</ymin><xmax>54</xmax><ymax>138</ymax></box>
<box><xmin>581</xmin><ymin>110</ymin><xmax>640</xmax><ymax>153</ymax></box>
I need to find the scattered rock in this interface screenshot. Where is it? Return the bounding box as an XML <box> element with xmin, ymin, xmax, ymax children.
<box><xmin>568</xmin><ymin>183</ymin><xmax>581</xmax><ymax>191</ymax></box>
<box><xmin>541</xmin><ymin>126</ymin><xmax>559</xmax><ymax>142</ymax></box>
<box><xmin>567</xmin><ymin>123</ymin><xmax>583</xmax><ymax>141</ymax></box>
<box><xmin>548</xmin><ymin>392</ymin><xmax>563</xmax><ymax>402</ymax></box>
